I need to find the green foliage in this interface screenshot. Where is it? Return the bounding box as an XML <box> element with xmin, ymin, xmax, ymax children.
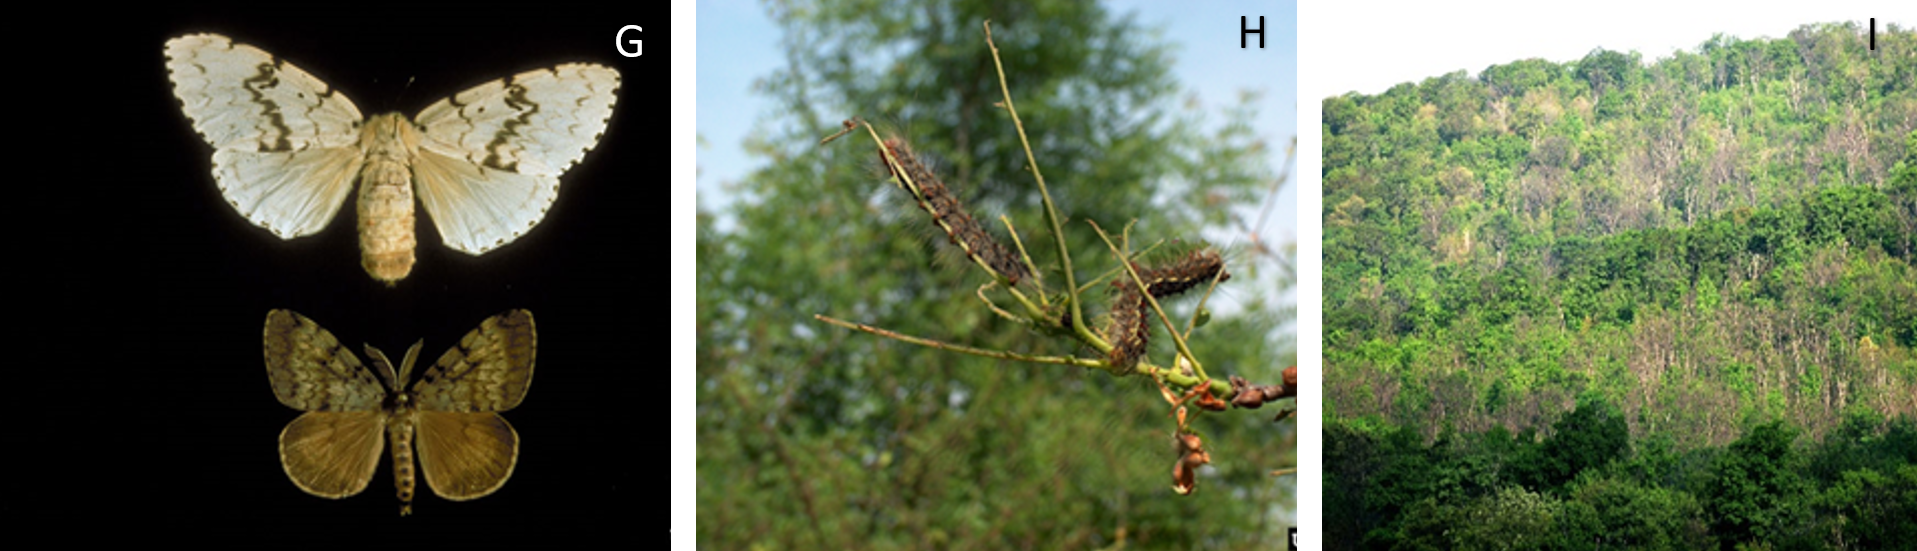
<box><xmin>1812</xmin><ymin>466</ymin><xmax>1917</xmax><ymax>549</ymax></box>
<box><xmin>1395</xmin><ymin>487</ymin><xmax>1563</xmax><ymax>551</ymax></box>
<box><xmin>699</xmin><ymin>0</ymin><xmax>1293</xmax><ymax>547</ymax></box>
<box><xmin>1512</xmin><ymin>395</ymin><xmax>1629</xmax><ymax>491</ymax></box>
<box><xmin>1707</xmin><ymin>421</ymin><xmax>1808</xmax><ymax>548</ymax></box>
<box><xmin>1328</xmin><ymin>413</ymin><xmax>1917</xmax><ymax>551</ymax></box>
<box><xmin>1561</xmin><ymin>472</ymin><xmax>1713</xmax><ymax>550</ymax></box>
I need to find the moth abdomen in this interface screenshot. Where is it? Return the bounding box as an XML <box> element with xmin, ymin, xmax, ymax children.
<box><xmin>356</xmin><ymin>114</ymin><xmax>419</xmax><ymax>285</ymax></box>
<box><xmin>388</xmin><ymin>413</ymin><xmax>418</xmax><ymax>516</ymax></box>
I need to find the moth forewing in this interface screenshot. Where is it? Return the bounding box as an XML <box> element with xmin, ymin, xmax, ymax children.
<box><xmin>413</xmin><ymin>310</ymin><xmax>537</xmax><ymax>413</ymax></box>
<box><xmin>163</xmin><ymin>34</ymin><xmax>365</xmax><ymax>152</ymax></box>
<box><xmin>167</xmin><ymin>34</ymin><xmax>365</xmax><ymax>242</ymax></box>
<box><xmin>263</xmin><ymin>309</ymin><xmax>387</xmax><ymax>412</ymax></box>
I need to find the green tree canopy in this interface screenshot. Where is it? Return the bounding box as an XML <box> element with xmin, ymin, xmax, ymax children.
<box><xmin>1513</xmin><ymin>395</ymin><xmax>1629</xmax><ymax>491</ymax></box>
<box><xmin>1707</xmin><ymin>421</ymin><xmax>1809</xmax><ymax>548</ymax></box>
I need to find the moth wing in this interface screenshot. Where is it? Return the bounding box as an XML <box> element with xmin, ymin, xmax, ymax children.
<box><xmin>165</xmin><ymin>34</ymin><xmax>366</xmax><ymax>239</ymax></box>
<box><xmin>410</xmin><ymin>150</ymin><xmax>557</xmax><ymax>255</ymax></box>
<box><xmin>415</xmin><ymin>411</ymin><xmax>518</xmax><ymax>500</ymax></box>
<box><xmin>278</xmin><ymin>411</ymin><xmax>388</xmax><ymax>498</ymax></box>
<box><xmin>411</xmin><ymin>64</ymin><xmax>618</xmax><ymax>255</ymax></box>
<box><xmin>413</xmin><ymin>310</ymin><xmax>536</xmax><ymax>413</ymax></box>
<box><xmin>264</xmin><ymin>310</ymin><xmax>387</xmax><ymax>412</ymax></box>
<box><xmin>210</xmin><ymin>147</ymin><xmax>363</xmax><ymax>238</ymax></box>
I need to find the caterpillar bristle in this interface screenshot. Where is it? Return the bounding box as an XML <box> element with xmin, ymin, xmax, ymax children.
<box><xmin>876</xmin><ymin>136</ymin><xmax>1031</xmax><ymax>286</ymax></box>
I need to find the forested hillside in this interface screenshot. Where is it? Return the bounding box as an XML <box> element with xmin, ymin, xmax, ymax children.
<box><xmin>1325</xmin><ymin>22</ymin><xmax>1916</xmax><ymax>443</ymax></box>
<box><xmin>1323</xmin><ymin>22</ymin><xmax>1917</xmax><ymax>550</ymax></box>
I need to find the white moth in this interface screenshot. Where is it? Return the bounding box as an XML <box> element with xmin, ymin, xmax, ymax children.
<box><xmin>165</xmin><ymin>34</ymin><xmax>618</xmax><ymax>284</ymax></box>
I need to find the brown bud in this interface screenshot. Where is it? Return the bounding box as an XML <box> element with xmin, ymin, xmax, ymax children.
<box><xmin>1229</xmin><ymin>375</ymin><xmax>1263</xmax><ymax>409</ymax></box>
<box><xmin>1172</xmin><ymin>461</ymin><xmax>1197</xmax><ymax>495</ymax></box>
<box><xmin>1171</xmin><ymin>433</ymin><xmax>1211</xmax><ymax>495</ymax></box>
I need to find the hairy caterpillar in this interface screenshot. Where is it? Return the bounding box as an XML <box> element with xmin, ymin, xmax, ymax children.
<box><xmin>1136</xmin><ymin>250</ymin><xmax>1230</xmax><ymax>298</ymax></box>
<box><xmin>1106</xmin><ymin>284</ymin><xmax>1149</xmax><ymax>369</ymax></box>
<box><xmin>875</xmin><ymin>137</ymin><xmax>1030</xmax><ymax>286</ymax></box>
<box><xmin>1104</xmin><ymin>250</ymin><xmax>1231</xmax><ymax>369</ymax></box>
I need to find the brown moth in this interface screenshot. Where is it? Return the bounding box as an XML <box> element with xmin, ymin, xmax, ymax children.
<box><xmin>263</xmin><ymin>309</ymin><xmax>536</xmax><ymax>515</ymax></box>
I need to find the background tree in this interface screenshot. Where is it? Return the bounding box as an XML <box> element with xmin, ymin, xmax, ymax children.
<box><xmin>1706</xmin><ymin>421</ymin><xmax>1811</xmax><ymax>548</ymax></box>
<box><xmin>698</xmin><ymin>1</ymin><xmax>1294</xmax><ymax>548</ymax></box>
<box><xmin>1512</xmin><ymin>394</ymin><xmax>1630</xmax><ymax>491</ymax></box>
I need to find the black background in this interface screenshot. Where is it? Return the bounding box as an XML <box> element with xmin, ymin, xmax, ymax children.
<box><xmin>17</xmin><ymin>7</ymin><xmax>666</xmax><ymax>544</ymax></box>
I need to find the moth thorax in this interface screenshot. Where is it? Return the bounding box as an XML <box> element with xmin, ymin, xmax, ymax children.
<box><xmin>388</xmin><ymin>415</ymin><xmax>417</xmax><ymax>515</ymax></box>
<box><xmin>356</xmin><ymin>116</ymin><xmax>420</xmax><ymax>285</ymax></box>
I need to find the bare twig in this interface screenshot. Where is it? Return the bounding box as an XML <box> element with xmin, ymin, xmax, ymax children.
<box><xmin>1244</xmin><ymin>137</ymin><xmax>1298</xmax><ymax>258</ymax></box>
<box><xmin>814</xmin><ymin>314</ymin><xmax>1107</xmax><ymax>369</ymax></box>
<box><xmin>984</xmin><ymin>20</ymin><xmax>1093</xmax><ymax>344</ymax></box>
<box><xmin>975</xmin><ymin>282</ymin><xmax>1023</xmax><ymax>322</ymax></box>
<box><xmin>818</xmin><ymin>118</ymin><xmax>859</xmax><ymax>145</ymax></box>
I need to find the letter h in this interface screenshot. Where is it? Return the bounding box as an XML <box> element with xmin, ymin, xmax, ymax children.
<box><xmin>1242</xmin><ymin>16</ymin><xmax>1264</xmax><ymax>49</ymax></box>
